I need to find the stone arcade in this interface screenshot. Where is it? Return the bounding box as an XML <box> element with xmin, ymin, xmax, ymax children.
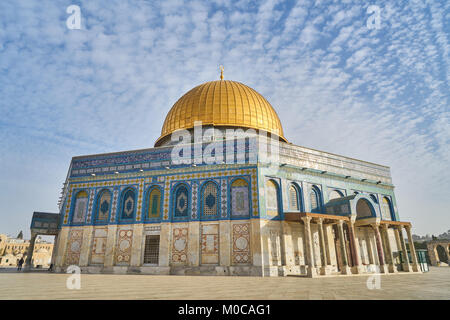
<box><xmin>30</xmin><ymin>75</ymin><xmax>421</xmax><ymax>277</ymax></box>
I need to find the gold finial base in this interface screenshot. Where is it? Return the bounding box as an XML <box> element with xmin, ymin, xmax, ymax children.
<box><xmin>219</xmin><ymin>65</ymin><xmax>224</xmax><ymax>80</ymax></box>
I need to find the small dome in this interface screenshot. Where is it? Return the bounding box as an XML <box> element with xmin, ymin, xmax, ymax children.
<box><xmin>155</xmin><ymin>80</ymin><xmax>286</xmax><ymax>146</ymax></box>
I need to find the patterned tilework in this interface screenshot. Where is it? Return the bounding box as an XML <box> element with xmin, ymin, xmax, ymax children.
<box><xmin>191</xmin><ymin>182</ymin><xmax>198</xmax><ymax>219</ymax></box>
<box><xmin>171</xmin><ymin>227</ymin><xmax>188</xmax><ymax>264</ymax></box>
<box><xmin>136</xmin><ymin>181</ymin><xmax>144</xmax><ymax>221</ymax></box>
<box><xmin>232</xmin><ymin>223</ymin><xmax>251</xmax><ymax>265</ymax></box>
<box><xmin>201</xmin><ymin>224</ymin><xmax>219</xmax><ymax>264</ymax></box>
<box><xmin>90</xmin><ymin>227</ymin><xmax>108</xmax><ymax>264</ymax></box>
<box><xmin>86</xmin><ymin>189</ymin><xmax>96</xmax><ymax>223</ymax></box>
<box><xmin>63</xmin><ymin>186</ymin><xmax>74</xmax><ymax>224</ymax></box>
<box><xmin>174</xmin><ymin>185</ymin><xmax>189</xmax><ymax>217</ymax></box>
<box><xmin>65</xmin><ymin>229</ymin><xmax>83</xmax><ymax>266</ymax></box>
<box><xmin>72</xmin><ymin>191</ymin><xmax>88</xmax><ymax>223</ymax></box>
<box><xmin>96</xmin><ymin>189</ymin><xmax>112</xmax><ymax>222</ymax></box>
<box><xmin>221</xmin><ymin>179</ymin><xmax>227</xmax><ymax>218</ymax></box>
<box><xmin>115</xmin><ymin>228</ymin><xmax>133</xmax><ymax>265</ymax></box>
<box><xmin>110</xmin><ymin>189</ymin><xmax>119</xmax><ymax>222</ymax></box>
<box><xmin>202</xmin><ymin>182</ymin><xmax>218</xmax><ymax>216</ymax></box>
<box><xmin>163</xmin><ymin>181</ymin><xmax>170</xmax><ymax>220</ymax></box>
<box><xmin>65</xmin><ymin>168</ymin><xmax>258</xmax><ymax>223</ymax></box>
<box><xmin>231</xmin><ymin>186</ymin><xmax>249</xmax><ymax>217</ymax></box>
<box><xmin>251</xmin><ymin>171</ymin><xmax>258</xmax><ymax>216</ymax></box>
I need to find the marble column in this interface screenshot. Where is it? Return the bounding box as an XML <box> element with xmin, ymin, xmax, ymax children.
<box><xmin>317</xmin><ymin>218</ymin><xmax>329</xmax><ymax>275</ymax></box>
<box><xmin>337</xmin><ymin>220</ymin><xmax>351</xmax><ymax>275</ymax></box>
<box><xmin>371</xmin><ymin>224</ymin><xmax>388</xmax><ymax>273</ymax></box>
<box><xmin>348</xmin><ymin>220</ymin><xmax>363</xmax><ymax>274</ymax></box>
<box><xmin>381</xmin><ymin>224</ymin><xmax>397</xmax><ymax>273</ymax></box>
<box><xmin>301</xmin><ymin>216</ymin><xmax>317</xmax><ymax>277</ymax></box>
<box><xmin>24</xmin><ymin>232</ymin><xmax>37</xmax><ymax>271</ymax></box>
<box><xmin>404</xmin><ymin>225</ymin><xmax>420</xmax><ymax>272</ymax></box>
<box><xmin>397</xmin><ymin>226</ymin><xmax>412</xmax><ymax>272</ymax></box>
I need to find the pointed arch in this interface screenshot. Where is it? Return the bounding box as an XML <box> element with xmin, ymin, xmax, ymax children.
<box><xmin>310</xmin><ymin>185</ymin><xmax>322</xmax><ymax>213</ymax></box>
<box><xmin>95</xmin><ymin>189</ymin><xmax>112</xmax><ymax>223</ymax></box>
<box><xmin>72</xmin><ymin>190</ymin><xmax>88</xmax><ymax>224</ymax></box>
<box><xmin>381</xmin><ymin>196</ymin><xmax>394</xmax><ymax>221</ymax></box>
<box><xmin>173</xmin><ymin>183</ymin><xmax>190</xmax><ymax>218</ymax></box>
<box><xmin>201</xmin><ymin>181</ymin><xmax>219</xmax><ymax>217</ymax></box>
<box><xmin>266</xmin><ymin>179</ymin><xmax>280</xmax><ymax>216</ymax></box>
<box><xmin>289</xmin><ymin>183</ymin><xmax>302</xmax><ymax>211</ymax></box>
<box><xmin>230</xmin><ymin>178</ymin><xmax>250</xmax><ymax>218</ymax></box>
<box><xmin>120</xmin><ymin>188</ymin><xmax>136</xmax><ymax>220</ymax></box>
<box><xmin>146</xmin><ymin>186</ymin><xmax>162</xmax><ymax>219</ymax></box>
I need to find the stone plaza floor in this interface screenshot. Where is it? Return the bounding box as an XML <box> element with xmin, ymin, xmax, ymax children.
<box><xmin>0</xmin><ymin>267</ymin><xmax>449</xmax><ymax>300</ymax></box>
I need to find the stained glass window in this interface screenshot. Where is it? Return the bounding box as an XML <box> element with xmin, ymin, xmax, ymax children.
<box><xmin>147</xmin><ymin>188</ymin><xmax>161</xmax><ymax>219</ymax></box>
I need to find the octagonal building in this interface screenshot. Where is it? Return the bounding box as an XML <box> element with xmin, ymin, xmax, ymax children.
<box><xmin>33</xmin><ymin>75</ymin><xmax>421</xmax><ymax>277</ymax></box>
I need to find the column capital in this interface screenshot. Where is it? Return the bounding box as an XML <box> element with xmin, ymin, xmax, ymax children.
<box><xmin>338</xmin><ymin>219</ymin><xmax>344</xmax><ymax>226</ymax></box>
<box><xmin>381</xmin><ymin>224</ymin><xmax>389</xmax><ymax>230</ymax></box>
<box><xmin>317</xmin><ymin>217</ymin><xmax>323</xmax><ymax>225</ymax></box>
<box><xmin>301</xmin><ymin>216</ymin><xmax>312</xmax><ymax>223</ymax></box>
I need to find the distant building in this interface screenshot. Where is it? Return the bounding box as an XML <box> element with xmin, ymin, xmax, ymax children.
<box><xmin>0</xmin><ymin>234</ymin><xmax>53</xmax><ymax>268</ymax></box>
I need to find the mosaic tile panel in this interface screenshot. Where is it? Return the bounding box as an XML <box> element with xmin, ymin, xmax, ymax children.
<box><xmin>232</xmin><ymin>223</ymin><xmax>251</xmax><ymax>265</ymax></box>
<box><xmin>90</xmin><ymin>227</ymin><xmax>107</xmax><ymax>264</ymax></box>
<box><xmin>221</xmin><ymin>179</ymin><xmax>227</xmax><ymax>218</ymax></box>
<box><xmin>86</xmin><ymin>189</ymin><xmax>96</xmax><ymax>223</ymax></box>
<box><xmin>63</xmin><ymin>186</ymin><xmax>74</xmax><ymax>224</ymax></box>
<box><xmin>136</xmin><ymin>181</ymin><xmax>144</xmax><ymax>221</ymax></box>
<box><xmin>110</xmin><ymin>189</ymin><xmax>119</xmax><ymax>222</ymax></box>
<box><xmin>191</xmin><ymin>181</ymin><xmax>198</xmax><ymax>219</ymax></box>
<box><xmin>201</xmin><ymin>182</ymin><xmax>218</xmax><ymax>216</ymax></box>
<box><xmin>201</xmin><ymin>224</ymin><xmax>219</xmax><ymax>264</ymax></box>
<box><xmin>115</xmin><ymin>228</ymin><xmax>133</xmax><ymax>265</ymax></box>
<box><xmin>171</xmin><ymin>227</ymin><xmax>188</xmax><ymax>264</ymax></box>
<box><xmin>65</xmin><ymin>229</ymin><xmax>83</xmax><ymax>266</ymax></box>
<box><xmin>72</xmin><ymin>192</ymin><xmax>88</xmax><ymax>223</ymax></box>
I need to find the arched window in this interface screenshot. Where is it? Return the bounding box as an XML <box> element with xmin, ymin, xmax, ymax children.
<box><xmin>173</xmin><ymin>184</ymin><xmax>189</xmax><ymax>218</ymax></box>
<box><xmin>121</xmin><ymin>188</ymin><xmax>136</xmax><ymax>220</ymax></box>
<box><xmin>289</xmin><ymin>184</ymin><xmax>301</xmax><ymax>211</ymax></box>
<box><xmin>201</xmin><ymin>181</ymin><xmax>219</xmax><ymax>217</ymax></box>
<box><xmin>95</xmin><ymin>189</ymin><xmax>111</xmax><ymax>223</ymax></box>
<box><xmin>147</xmin><ymin>187</ymin><xmax>162</xmax><ymax>219</ymax></box>
<box><xmin>329</xmin><ymin>190</ymin><xmax>344</xmax><ymax>200</ymax></box>
<box><xmin>231</xmin><ymin>178</ymin><xmax>250</xmax><ymax>217</ymax></box>
<box><xmin>72</xmin><ymin>190</ymin><xmax>88</xmax><ymax>223</ymax></box>
<box><xmin>310</xmin><ymin>186</ymin><xmax>321</xmax><ymax>213</ymax></box>
<box><xmin>356</xmin><ymin>199</ymin><xmax>374</xmax><ymax>219</ymax></box>
<box><xmin>381</xmin><ymin>197</ymin><xmax>393</xmax><ymax>221</ymax></box>
<box><xmin>266</xmin><ymin>180</ymin><xmax>279</xmax><ymax>216</ymax></box>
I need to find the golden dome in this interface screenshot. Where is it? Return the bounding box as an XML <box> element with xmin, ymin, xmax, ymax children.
<box><xmin>155</xmin><ymin>80</ymin><xmax>286</xmax><ymax>146</ymax></box>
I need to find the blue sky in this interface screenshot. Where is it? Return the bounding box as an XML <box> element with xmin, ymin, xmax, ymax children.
<box><xmin>0</xmin><ymin>0</ymin><xmax>448</xmax><ymax>238</ymax></box>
